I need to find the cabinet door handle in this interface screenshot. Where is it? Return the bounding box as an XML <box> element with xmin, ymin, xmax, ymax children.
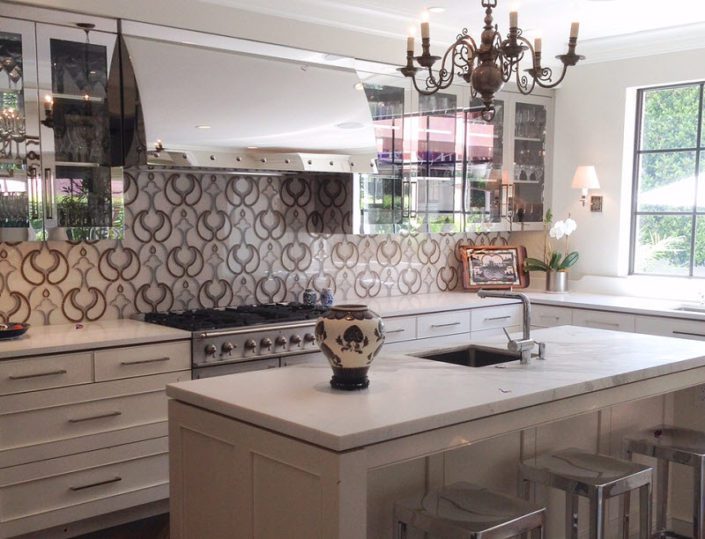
<box><xmin>485</xmin><ymin>315</ymin><xmax>512</xmax><ymax>322</ymax></box>
<box><xmin>68</xmin><ymin>411</ymin><xmax>122</xmax><ymax>423</ymax></box>
<box><xmin>540</xmin><ymin>315</ymin><xmax>561</xmax><ymax>321</ymax></box>
<box><xmin>385</xmin><ymin>329</ymin><xmax>406</xmax><ymax>334</ymax></box>
<box><xmin>585</xmin><ymin>320</ymin><xmax>620</xmax><ymax>328</ymax></box>
<box><xmin>43</xmin><ymin>168</ymin><xmax>54</xmax><ymax>219</ymax></box>
<box><xmin>673</xmin><ymin>330</ymin><xmax>705</xmax><ymax>338</ymax></box>
<box><xmin>70</xmin><ymin>476</ymin><xmax>122</xmax><ymax>491</ymax></box>
<box><xmin>120</xmin><ymin>356</ymin><xmax>170</xmax><ymax>366</ymax></box>
<box><xmin>431</xmin><ymin>322</ymin><xmax>461</xmax><ymax>328</ymax></box>
<box><xmin>9</xmin><ymin>369</ymin><xmax>67</xmax><ymax>380</ymax></box>
<box><xmin>27</xmin><ymin>166</ymin><xmax>39</xmax><ymax>220</ymax></box>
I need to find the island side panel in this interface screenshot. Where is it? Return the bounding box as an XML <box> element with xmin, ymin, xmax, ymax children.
<box><xmin>168</xmin><ymin>400</ymin><xmax>368</xmax><ymax>539</ymax></box>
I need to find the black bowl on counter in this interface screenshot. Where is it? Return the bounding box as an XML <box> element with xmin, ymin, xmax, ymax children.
<box><xmin>0</xmin><ymin>322</ymin><xmax>30</xmax><ymax>340</ymax></box>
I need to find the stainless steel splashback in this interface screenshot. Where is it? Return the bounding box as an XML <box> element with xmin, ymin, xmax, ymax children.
<box><xmin>121</xmin><ymin>21</ymin><xmax>377</xmax><ymax>173</ymax></box>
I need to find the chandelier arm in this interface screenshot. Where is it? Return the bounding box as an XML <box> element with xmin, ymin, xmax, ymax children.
<box><xmin>534</xmin><ymin>64</ymin><xmax>569</xmax><ymax>89</ymax></box>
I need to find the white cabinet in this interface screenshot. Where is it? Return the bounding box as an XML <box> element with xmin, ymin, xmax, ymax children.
<box><xmin>0</xmin><ymin>339</ymin><xmax>190</xmax><ymax>538</ymax></box>
<box><xmin>636</xmin><ymin>316</ymin><xmax>705</xmax><ymax>341</ymax></box>
<box><xmin>383</xmin><ymin>316</ymin><xmax>417</xmax><ymax>343</ymax></box>
<box><xmin>417</xmin><ymin>311</ymin><xmax>471</xmax><ymax>339</ymax></box>
<box><xmin>571</xmin><ymin>309</ymin><xmax>636</xmax><ymax>333</ymax></box>
<box><xmin>470</xmin><ymin>304</ymin><xmax>522</xmax><ymax>334</ymax></box>
<box><xmin>531</xmin><ymin>305</ymin><xmax>572</xmax><ymax>328</ymax></box>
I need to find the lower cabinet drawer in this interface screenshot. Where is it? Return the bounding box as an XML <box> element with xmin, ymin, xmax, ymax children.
<box><xmin>0</xmin><ymin>437</ymin><xmax>168</xmax><ymax>536</ymax></box>
<box><xmin>0</xmin><ymin>352</ymin><xmax>93</xmax><ymax>396</ymax></box>
<box><xmin>417</xmin><ymin>311</ymin><xmax>470</xmax><ymax>339</ymax></box>
<box><xmin>571</xmin><ymin>309</ymin><xmax>636</xmax><ymax>333</ymax></box>
<box><xmin>0</xmin><ymin>371</ymin><xmax>189</xmax><ymax>453</ymax></box>
<box><xmin>383</xmin><ymin>316</ymin><xmax>417</xmax><ymax>343</ymax></box>
<box><xmin>636</xmin><ymin>316</ymin><xmax>705</xmax><ymax>340</ymax></box>
<box><xmin>532</xmin><ymin>305</ymin><xmax>573</xmax><ymax>328</ymax></box>
<box><xmin>94</xmin><ymin>340</ymin><xmax>191</xmax><ymax>381</ymax></box>
<box><xmin>470</xmin><ymin>305</ymin><xmax>522</xmax><ymax>332</ymax></box>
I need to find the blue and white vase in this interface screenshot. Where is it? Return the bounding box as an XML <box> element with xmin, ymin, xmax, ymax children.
<box><xmin>314</xmin><ymin>305</ymin><xmax>385</xmax><ymax>390</ymax></box>
<box><xmin>320</xmin><ymin>288</ymin><xmax>334</xmax><ymax>308</ymax></box>
<box><xmin>302</xmin><ymin>288</ymin><xmax>317</xmax><ymax>306</ymax></box>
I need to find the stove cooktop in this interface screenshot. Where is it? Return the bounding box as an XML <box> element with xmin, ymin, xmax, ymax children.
<box><xmin>144</xmin><ymin>303</ymin><xmax>330</xmax><ymax>332</ymax></box>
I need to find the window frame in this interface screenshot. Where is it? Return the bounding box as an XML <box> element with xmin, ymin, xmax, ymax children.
<box><xmin>629</xmin><ymin>81</ymin><xmax>705</xmax><ymax>277</ymax></box>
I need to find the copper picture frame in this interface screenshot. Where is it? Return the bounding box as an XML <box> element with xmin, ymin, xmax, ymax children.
<box><xmin>459</xmin><ymin>245</ymin><xmax>530</xmax><ymax>291</ymax></box>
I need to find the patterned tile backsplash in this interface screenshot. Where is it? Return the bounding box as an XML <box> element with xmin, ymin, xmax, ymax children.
<box><xmin>0</xmin><ymin>167</ymin><xmax>508</xmax><ymax>325</ymax></box>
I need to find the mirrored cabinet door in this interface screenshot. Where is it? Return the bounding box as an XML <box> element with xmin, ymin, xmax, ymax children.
<box><xmin>512</xmin><ymin>98</ymin><xmax>548</xmax><ymax>224</ymax></box>
<box><xmin>0</xmin><ymin>17</ymin><xmax>43</xmax><ymax>241</ymax></box>
<box><xmin>36</xmin><ymin>23</ymin><xmax>123</xmax><ymax>240</ymax></box>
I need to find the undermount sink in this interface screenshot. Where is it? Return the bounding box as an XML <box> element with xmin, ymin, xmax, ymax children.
<box><xmin>675</xmin><ymin>304</ymin><xmax>705</xmax><ymax>313</ymax></box>
<box><xmin>416</xmin><ymin>344</ymin><xmax>521</xmax><ymax>368</ymax></box>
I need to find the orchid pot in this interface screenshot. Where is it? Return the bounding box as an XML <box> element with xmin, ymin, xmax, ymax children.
<box><xmin>525</xmin><ymin>210</ymin><xmax>579</xmax><ymax>293</ymax></box>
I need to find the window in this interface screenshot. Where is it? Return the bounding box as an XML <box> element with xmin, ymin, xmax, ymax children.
<box><xmin>630</xmin><ymin>82</ymin><xmax>705</xmax><ymax>276</ymax></box>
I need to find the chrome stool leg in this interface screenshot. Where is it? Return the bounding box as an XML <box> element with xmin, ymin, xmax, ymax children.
<box><xmin>656</xmin><ymin>458</ymin><xmax>669</xmax><ymax>535</ymax></box>
<box><xmin>695</xmin><ymin>458</ymin><xmax>705</xmax><ymax>539</ymax></box>
<box><xmin>623</xmin><ymin>490</ymin><xmax>631</xmax><ymax>539</ymax></box>
<box><xmin>639</xmin><ymin>483</ymin><xmax>652</xmax><ymax>539</ymax></box>
<box><xmin>589</xmin><ymin>489</ymin><xmax>605</xmax><ymax>539</ymax></box>
<box><xmin>566</xmin><ymin>493</ymin><xmax>579</xmax><ymax>539</ymax></box>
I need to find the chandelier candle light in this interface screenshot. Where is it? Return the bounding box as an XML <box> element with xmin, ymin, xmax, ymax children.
<box><xmin>400</xmin><ymin>0</ymin><xmax>584</xmax><ymax>121</ymax></box>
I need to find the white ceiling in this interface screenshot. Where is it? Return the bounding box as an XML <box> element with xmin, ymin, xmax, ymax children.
<box><xmin>197</xmin><ymin>0</ymin><xmax>705</xmax><ymax>63</ymax></box>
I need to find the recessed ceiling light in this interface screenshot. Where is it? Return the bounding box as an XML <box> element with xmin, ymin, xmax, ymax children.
<box><xmin>428</xmin><ymin>6</ymin><xmax>445</xmax><ymax>13</ymax></box>
<box><xmin>195</xmin><ymin>125</ymin><xmax>211</xmax><ymax>129</ymax></box>
<box><xmin>247</xmin><ymin>146</ymin><xmax>259</xmax><ymax>150</ymax></box>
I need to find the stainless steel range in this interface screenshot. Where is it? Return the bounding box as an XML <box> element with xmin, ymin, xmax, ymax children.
<box><xmin>144</xmin><ymin>304</ymin><xmax>328</xmax><ymax>379</ymax></box>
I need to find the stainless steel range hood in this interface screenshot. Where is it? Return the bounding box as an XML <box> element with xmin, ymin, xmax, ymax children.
<box><xmin>120</xmin><ymin>22</ymin><xmax>377</xmax><ymax>173</ymax></box>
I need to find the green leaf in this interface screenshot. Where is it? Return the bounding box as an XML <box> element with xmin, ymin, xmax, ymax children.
<box><xmin>558</xmin><ymin>251</ymin><xmax>580</xmax><ymax>270</ymax></box>
<box><xmin>524</xmin><ymin>257</ymin><xmax>549</xmax><ymax>272</ymax></box>
<box><xmin>548</xmin><ymin>251</ymin><xmax>562</xmax><ymax>270</ymax></box>
<box><xmin>544</xmin><ymin>208</ymin><xmax>553</xmax><ymax>225</ymax></box>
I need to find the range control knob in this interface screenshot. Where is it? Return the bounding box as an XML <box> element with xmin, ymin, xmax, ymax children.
<box><xmin>244</xmin><ymin>339</ymin><xmax>257</xmax><ymax>353</ymax></box>
<box><xmin>275</xmin><ymin>336</ymin><xmax>288</xmax><ymax>348</ymax></box>
<box><xmin>204</xmin><ymin>344</ymin><xmax>217</xmax><ymax>356</ymax></box>
<box><xmin>221</xmin><ymin>342</ymin><xmax>236</xmax><ymax>354</ymax></box>
<box><xmin>303</xmin><ymin>333</ymin><xmax>316</xmax><ymax>344</ymax></box>
<box><xmin>290</xmin><ymin>334</ymin><xmax>302</xmax><ymax>346</ymax></box>
<box><xmin>260</xmin><ymin>337</ymin><xmax>273</xmax><ymax>350</ymax></box>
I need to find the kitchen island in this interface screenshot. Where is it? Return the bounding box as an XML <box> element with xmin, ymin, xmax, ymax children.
<box><xmin>166</xmin><ymin>325</ymin><xmax>705</xmax><ymax>538</ymax></box>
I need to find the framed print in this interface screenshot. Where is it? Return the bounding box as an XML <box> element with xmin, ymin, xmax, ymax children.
<box><xmin>459</xmin><ymin>245</ymin><xmax>530</xmax><ymax>290</ymax></box>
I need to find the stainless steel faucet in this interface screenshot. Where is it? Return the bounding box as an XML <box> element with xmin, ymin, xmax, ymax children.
<box><xmin>477</xmin><ymin>289</ymin><xmax>545</xmax><ymax>364</ymax></box>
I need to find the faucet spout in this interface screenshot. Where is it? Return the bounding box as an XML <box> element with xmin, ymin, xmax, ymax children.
<box><xmin>477</xmin><ymin>289</ymin><xmax>541</xmax><ymax>364</ymax></box>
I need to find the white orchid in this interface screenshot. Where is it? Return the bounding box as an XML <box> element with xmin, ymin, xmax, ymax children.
<box><xmin>526</xmin><ymin>212</ymin><xmax>580</xmax><ymax>273</ymax></box>
<box><xmin>549</xmin><ymin>220</ymin><xmax>566</xmax><ymax>240</ymax></box>
<box><xmin>563</xmin><ymin>217</ymin><xmax>577</xmax><ymax>236</ymax></box>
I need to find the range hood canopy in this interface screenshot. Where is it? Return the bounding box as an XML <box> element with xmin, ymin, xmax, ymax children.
<box><xmin>121</xmin><ymin>22</ymin><xmax>378</xmax><ymax>173</ymax></box>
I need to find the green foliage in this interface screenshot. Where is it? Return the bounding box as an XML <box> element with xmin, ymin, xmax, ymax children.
<box><xmin>525</xmin><ymin>251</ymin><xmax>579</xmax><ymax>272</ymax></box>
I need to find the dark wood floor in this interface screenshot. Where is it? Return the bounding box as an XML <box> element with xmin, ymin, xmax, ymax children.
<box><xmin>75</xmin><ymin>514</ymin><xmax>169</xmax><ymax>539</ymax></box>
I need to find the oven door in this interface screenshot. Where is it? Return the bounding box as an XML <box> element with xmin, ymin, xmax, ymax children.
<box><xmin>192</xmin><ymin>358</ymin><xmax>279</xmax><ymax>379</ymax></box>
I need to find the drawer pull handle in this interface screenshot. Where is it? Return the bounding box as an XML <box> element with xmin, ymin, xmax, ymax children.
<box><xmin>431</xmin><ymin>322</ymin><xmax>461</xmax><ymax>328</ymax></box>
<box><xmin>585</xmin><ymin>321</ymin><xmax>620</xmax><ymax>328</ymax></box>
<box><xmin>485</xmin><ymin>315</ymin><xmax>512</xmax><ymax>322</ymax></box>
<box><xmin>673</xmin><ymin>330</ymin><xmax>705</xmax><ymax>338</ymax></box>
<box><xmin>9</xmin><ymin>369</ymin><xmax>68</xmax><ymax>380</ymax></box>
<box><xmin>70</xmin><ymin>476</ymin><xmax>122</xmax><ymax>492</ymax></box>
<box><xmin>68</xmin><ymin>411</ymin><xmax>122</xmax><ymax>423</ymax></box>
<box><xmin>540</xmin><ymin>315</ymin><xmax>560</xmax><ymax>320</ymax></box>
<box><xmin>120</xmin><ymin>356</ymin><xmax>170</xmax><ymax>366</ymax></box>
<box><xmin>386</xmin><ymin>329</ymin><xmax>406</xmax><ymax>334</ymax></box>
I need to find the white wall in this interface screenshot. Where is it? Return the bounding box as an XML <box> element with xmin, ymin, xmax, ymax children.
<box><xmin>551</xmin><ymin>47</ymin><xmax>705</xmax><ymax>280</ymax></box>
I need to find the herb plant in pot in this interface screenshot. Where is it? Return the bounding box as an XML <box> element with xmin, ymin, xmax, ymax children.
<box><xmin>525</xmin><ymin>210</ymin><xmax>579</xmax><ymax>293</ymax></box>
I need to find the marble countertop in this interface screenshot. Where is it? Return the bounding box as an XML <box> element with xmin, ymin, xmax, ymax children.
<box><xmin>0</xmin><ymin>319</ymin><xmax>191</xmax><ymax>360</ymax></box>
<box><xmin>166</xmin><ymin>325</ymin><xmax>705</xmax><ymax>451</ymax></box>
<box><xmin>367</xmin><ymin>290</ymin><xmax>705</xmax><ymax>322</ymax></box>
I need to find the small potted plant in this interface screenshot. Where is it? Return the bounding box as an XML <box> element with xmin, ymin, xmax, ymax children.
<box><xmin>525</xmin><ymin>209</ymin><xmax>579</xmax><ymax>293</ymax></box>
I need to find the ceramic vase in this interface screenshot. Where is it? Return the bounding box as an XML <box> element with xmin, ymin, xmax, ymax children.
<box><xmin>320</xmin><ymin>288</ymin><xmax>334</xmax><ymax>308</ymax></box>
<box><xmin>302</xmin><ymin>288</ymin><xmax>317</xmax><ymax>306</ymax></box>
<box><xmin>546</xmin><ymin>270</ymin><xmax>568</xmax><ymax>293</ymax></box>
<box><xmin>314</xmin><ymin>305</ymin><xmax>385</xmax><ymax>390</ymax></box>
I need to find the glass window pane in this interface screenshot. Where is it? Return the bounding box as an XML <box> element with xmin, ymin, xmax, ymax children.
<box><xmin>641</xmin><ymin>85</ymin><xmax>699</xmax><ymax>151</ymax></box>
<box><xmin>636</xmin><ymin>151</ymin><xmax>696</xmax><ymax>212</ymax></box>
<box><xmin>633</xmin><ymin>214</ymin><xmax>692</xmax><ymax>275</ymax></box>
<box><xmin>693</xmin><ymin>217</ymin><xmax>705</xmax><ymax>277</ymax></box>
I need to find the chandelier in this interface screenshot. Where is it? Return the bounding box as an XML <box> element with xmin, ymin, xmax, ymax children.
<box><xmin>399</xmin><ymin>0</ymin><xmax>584</xmax><ymax>121</ymax></box>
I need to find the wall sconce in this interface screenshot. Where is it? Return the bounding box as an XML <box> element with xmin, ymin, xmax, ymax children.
<box><xmin>571</xmin><ymin>165</ymin><xmax>600</xmax><ymax>207</ymax></box>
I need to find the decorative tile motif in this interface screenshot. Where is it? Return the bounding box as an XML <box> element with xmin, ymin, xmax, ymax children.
<box><xmin>0</xmin><ymin>167</ymin><xmax>508</xmax><ymax>325</ymax></box>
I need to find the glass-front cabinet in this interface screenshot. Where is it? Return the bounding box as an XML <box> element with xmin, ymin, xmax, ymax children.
<box><xmin>0</xmin><ymin>14</ymin><xmax>123</xmax><ymax>241</ymax></box>
<box><xmin>356</xmin><ymin>72</ymin><xmax>552</xmax><ymax>234</ymax></box>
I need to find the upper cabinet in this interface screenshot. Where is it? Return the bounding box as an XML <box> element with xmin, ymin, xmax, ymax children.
<box><xmin>355</xmin><ymin>71</ymin><xmax>553</xmax><ymax>235</ymax></box>
<box><xmin>0</xmin><ymin>13</ymin><xmax>124</xmax><ymax>242</ymax></box>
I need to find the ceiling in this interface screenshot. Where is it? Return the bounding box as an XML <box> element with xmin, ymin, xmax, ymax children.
<box><xmin>197</xmin><ymin>0</ymin><xmax>705</xmax><ymax>63</ymax></box>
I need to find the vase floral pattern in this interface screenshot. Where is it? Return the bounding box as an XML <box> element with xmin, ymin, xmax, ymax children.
<box><xmin>315</xmin><ymin>305</ymin><xmax>385</xmax><ymax>390</ymax></box>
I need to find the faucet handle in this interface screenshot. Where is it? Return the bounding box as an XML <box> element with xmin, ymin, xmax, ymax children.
<box><xmin>502</xmin><ymin>327</ymin><xmax>512</xmax><ymax>343</ymax></box>
<box><xmin>537</xmin><ymin>341</ymin><xmax>546</xmax><ymax>360</ymax></box>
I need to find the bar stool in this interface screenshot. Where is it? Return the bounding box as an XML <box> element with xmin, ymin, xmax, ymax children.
<box><xmin>625</xmin><ymin>425</ymin><xmax>705</xmax><ymax>538</ymax></box>
<box><xmin>393</xmin><ymin>481</ymin><xmax>546</xmax><ymax>538</ymax></box>
<box><xmin>519</xmin><ymin>448</ymin><xmax>653</xmax><ymax>539</ymax></box>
